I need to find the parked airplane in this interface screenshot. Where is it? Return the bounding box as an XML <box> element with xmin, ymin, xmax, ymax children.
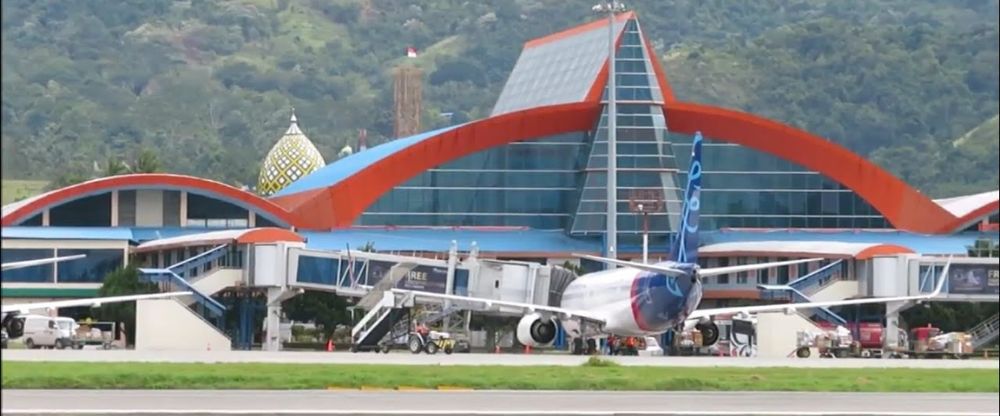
<box><xmin>1</xmin><ymin>254</ymin><xmax>191</xmax><ymax>338</ymax></box>
<box><xmin>385</xmin><ymin>131</ymin><xmax>952</xmax><ymax>353</ymax></box>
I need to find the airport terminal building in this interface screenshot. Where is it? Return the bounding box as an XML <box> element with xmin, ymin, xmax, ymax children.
<box><xmin>2</xmin><ymin>12</ymin><xmax>997</xmax><ymax>352</ymax></box>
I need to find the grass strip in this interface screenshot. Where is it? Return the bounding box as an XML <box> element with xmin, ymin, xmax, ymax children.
<box><xmin>2</xmin><ymin>359</ymin><xmax>997</xmax><ymax>392</ymax></box>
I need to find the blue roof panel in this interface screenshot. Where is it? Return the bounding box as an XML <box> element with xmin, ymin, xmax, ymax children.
<box><xmin>300</xmin><ymin>228</ymin><xmax>600</xmax><ymax>254</ymax></box>
<box><xmin>129</xmin><ymin>227</ymin><xmax>233</xmax><ymax>243</ymax></box>
<box><xmin>272</xmin><ymin>124</ymin><xmax>465</xmax><ymax>198</ymax></box>
<box><xmin>1</xmin><ymin>227</ymin><xmax>252</xmax><ymax>244</ymax></box>
<box><xmin>1</xmin><ymin>227</ymin><xmax>136</xmax><ymax>242</ymax></box>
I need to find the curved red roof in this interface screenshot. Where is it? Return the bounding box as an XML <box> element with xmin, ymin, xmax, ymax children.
<box><xmin>267</xmin><ymin>42</ymin><xmax>996</xmax><ymax>234</ymax></box>
<box><xmin>269</xmin><ymin>102</ymin><xmax>602</xmax><ymax>229</ymax></box>
<box><xmin>267</xmin><ymin>95</ymin><xmax>995</xmax><ymax>233</ymax></box>
<box><xmin>1</xmin><ymin>174</ymin><xmax>295</xmax><ymax>227</ymax></box>
<box><xmin>7</xmin><ymin>15</ymin><xmax>996</xmax><ymax>236</ymax></box>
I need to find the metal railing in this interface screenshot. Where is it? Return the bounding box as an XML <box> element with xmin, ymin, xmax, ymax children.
<box><xmin>351</xmin><ymin>291</ymin><xmax>398</xmax><ymax>340</ymax></box>
<box><xmin>786</xmin><ymin>260</ymin><xmax>844</xmax><ymax>294</ymax></box>
<box><xmin>166</xmin><ymin>245</ymin><xmax>232</xmax><ymax>282</ymax></box>
<box><xmin>970</xmin><ymin>313</ymin><xmax>1000</xmax><ymax>350</ymax></box>
<box><xmin>140</xmin><ymin>267</ymin><xmax>227</xmax><ymax>326</ymax></box>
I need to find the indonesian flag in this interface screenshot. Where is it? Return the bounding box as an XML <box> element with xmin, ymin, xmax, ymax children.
<box><xmin>406</xmin><ymin>47</ymin><xmax>417</xmax><ymax>58</ymax></box>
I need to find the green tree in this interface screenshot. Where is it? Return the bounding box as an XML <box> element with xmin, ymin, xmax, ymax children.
<box><xmin>130</xmin><ymin>149</ymin><xmax>161</xmax><ymax>173</ymax></box>
<box><xmin>967</xmin><ymin>238</ymin><xmax>999</xmax><ymax>258</ymax></box>
<box><xmin>103</xmin><ymin>157</ymin><xmax>129</xmax><ymax>177</ymax></box>
<box><xmin>93</xmin><ymin>263</ymin><xmax>160</xmax><ymax>346</ymax></box>
<box><xmin>281</xmin><ymin>292</ymin><xmax>352</xmax><ymax>341</ymax></box>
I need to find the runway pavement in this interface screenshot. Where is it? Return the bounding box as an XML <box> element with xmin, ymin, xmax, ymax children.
<box><xmin>1</xmin><ymin>390</ymin><xmax>997</xmax><ymax>415</ymax></box>
<box><xmin>2</xmin><ymin>348</ymin><xmax>998</xmax><ymax>368</ymax></box>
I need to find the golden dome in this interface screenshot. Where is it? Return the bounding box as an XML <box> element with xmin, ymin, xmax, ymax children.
<box><xmin>257</xmin><ymin>111</ymin><xmax>326</xmax><ymax>196</ymax></box>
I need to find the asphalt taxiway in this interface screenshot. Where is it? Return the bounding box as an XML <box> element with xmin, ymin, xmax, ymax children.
<box><xmin>2</xmin><ymin>390</ymin><xmax>998</xmax><ymax>415</ymax></box>
<box><xmin>2</xmin><ymin>349</ymin><xmax>998</xmax><ymax>369</ymax></box>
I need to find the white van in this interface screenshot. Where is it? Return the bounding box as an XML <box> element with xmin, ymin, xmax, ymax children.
<box><xmin>18</xmin><ymin>315</ymin><xmax>81</xmax><ymax>349</ymax></box>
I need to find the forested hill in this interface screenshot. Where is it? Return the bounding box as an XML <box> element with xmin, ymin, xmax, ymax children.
<box><xmin>2</xmin><ymin>0</ymin><xmax>998</xmax><ymax>197</ymax></box>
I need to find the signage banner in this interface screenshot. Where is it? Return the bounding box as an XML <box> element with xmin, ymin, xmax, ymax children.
<box><xmin>947</xmin><ymin>264</ymin><xmax>1000</xmax><ymax>295</ymax></box>
<box><xmin>364</xmin><ymin>260</ymin><xmax>449</xmax><ymax>294</ymax></box>
<box><xmin>396</xmin><ymin>265</ymin><xmax>449</xmax><ymax>293</ymax></box>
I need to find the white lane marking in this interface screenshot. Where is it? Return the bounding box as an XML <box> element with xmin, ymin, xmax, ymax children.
<box><xmin>2</xmin><ymin>411</ymin><xmax>997</xmax><ymax>416</ymax></box>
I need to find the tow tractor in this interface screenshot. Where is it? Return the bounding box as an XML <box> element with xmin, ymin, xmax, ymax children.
<box><xmin>407</xmin><ymin>324</ymin><xmax>455</xmax><ymax>354</ymax></box>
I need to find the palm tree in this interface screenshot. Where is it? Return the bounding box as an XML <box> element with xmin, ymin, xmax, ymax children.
<box><xmin>102</xmin><ymin>157</ymin><xmax>129</xmax><ymax>177</ymax></box>
<box><xmin>130</xmin><ymin>149</ymin><xmax>160</xmax><ymax>173</ymax></box>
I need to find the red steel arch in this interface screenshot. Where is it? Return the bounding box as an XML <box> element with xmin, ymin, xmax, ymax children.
<box><xmin>271</xmin><ymin>102</ymin><xmax>602</xmax><ymax>230</ymax></box>
<box><xmin>662</xmin><ymin>101</ymin><xmax>958</xmax><ymax>234</ymax></box>
<box><xmin>272</xmin><ymin>99</ymin><xmax>988</xmax><ymax>234</ymax></box>
<box><xmin>1</xmin><ymin>173</ymin><xmax>295</xmax><ymax>227</ymax></box>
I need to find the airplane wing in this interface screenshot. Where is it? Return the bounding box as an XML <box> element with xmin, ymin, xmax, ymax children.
<box><xmin>574</xmin><ymin>253</ymin><xmax>824</xmax><ymax>278</ymax></box>
<box><xmin>573</xmin><ymin>254</ymin><xmax>688</xmax><ymax>276</ymax></box>
<box><xmin>387</xmin><ymin>288</ymin><xmax>607</xmax><ymax>325</ymax></box>
<box><xmin>1</xmin><ymin>254</ymin><xmax>86</xmax><ymax>271</ymax></box>
<box><xmin>687</xmin><ymin>257</ymin><xmax>952</xmax><ymax>320</ymax></box>
<box><xmin>1</xmin><ymin>291</ymin><xmax>194</xmax><ymax>314</ymax></box>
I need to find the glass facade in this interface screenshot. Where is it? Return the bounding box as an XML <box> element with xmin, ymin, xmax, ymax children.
<box><xmin>0</xmin><ymin>248</ymin><xmax>124</xmax><ymax>283</ymax></box>
<box><xmin>49</xmin><ymin>193</ymin><xmax>112</xmax><ymax>226</ymax></box>
<box><xmin>670</xmin><ymin>135</ymin><xmax>891</xmax><ymax>230</ymax></box>
<box><xmin>360</xmin><ymin>133</ymin><xmax>589</xmax><ymax>229</ymax></box>
<box><xmin>56</xmin><ymin>248</ymin><xmax>125</xmax><ymax>283</ymax></box>
<box><xmin>491</xmin><ymin>17</ymin><xmax>626</xmax><ymax>116</ymax></box>
<box><xmin>572</xmin><ymin>19</ymin><xmax>682</xmax><ymax>237</ymax></box>
<box><xmin>186</xmin><ymin>193</ymin><xmax>250</xmax><ymax>228</ymax></box>
<box><xmin>1</xmin><ymin>248</ymin><xmax>56</xmax><ymax>283</ymax></box>
<box><xmin>358</xmin><ymin>16</ymin><xmax>892</xmax><ymax>240</ymax></box>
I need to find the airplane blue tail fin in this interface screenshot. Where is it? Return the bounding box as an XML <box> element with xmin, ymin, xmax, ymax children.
<box><xmin>669</xmin><ymin>132</ymin><xmax>703</xmax><ymax>264</ymax></box>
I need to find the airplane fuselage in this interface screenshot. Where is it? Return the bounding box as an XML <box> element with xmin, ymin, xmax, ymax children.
<box><xmin>559</xmin><ymin>261</ymin><xmax>703</xmax><ymax>337</ymax></box>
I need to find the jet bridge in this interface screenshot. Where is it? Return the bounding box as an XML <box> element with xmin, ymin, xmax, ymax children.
<box><xmin>110</xmin><ymin>229</ymin><xmax>572</xmax><ymax>351</ymax></box>
<box><xmin>247</xmin><ymin>241</ymin><xmax>571</xmax><ymax>351</ymax></box>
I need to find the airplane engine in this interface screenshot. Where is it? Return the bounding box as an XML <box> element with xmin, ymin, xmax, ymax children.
<box><xmin>2</xmin><ymin>313</ymin><xmax>24</xmax><ymax>338</ymax></box>
<box><xmin>516</xmin><ymin>313</ymin><xmax>558</xmax><ymax>347</ymax></box>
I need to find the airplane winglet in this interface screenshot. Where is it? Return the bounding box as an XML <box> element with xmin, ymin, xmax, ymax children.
<box><xmin>928</xmin><ymin>255</ymin><xmax>952</xmax><ymax>298</ymax></box>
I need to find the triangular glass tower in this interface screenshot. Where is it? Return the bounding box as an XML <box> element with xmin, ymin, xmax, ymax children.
<box><xmin>569</xmin><ymin>18</ymin><xmax>683</xmax><ymax>240</ymax></box>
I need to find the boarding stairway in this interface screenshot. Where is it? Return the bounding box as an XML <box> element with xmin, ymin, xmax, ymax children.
<box><xmin>758</xmin><ymin>260</ymin><xmax>848</xmax><ymax>325</ymax></box>
<box><xmin>350</xmin><ymin>291</ymin><xmax>412</xmax><ymax>351</ymax></box>
<box><xmin>970</xmin><ymin>313</ymin><xmax>1000</xmax><ymax>350</ymax></box>
<box><xmin>138</xmin><ymin>244</ymin><xmax>240</xmax><ymax>348</ymax></box>
<box><xmin>349</xmin><ymin>262</ymin><xmax>421</xmax><ymax>351</ymax></box>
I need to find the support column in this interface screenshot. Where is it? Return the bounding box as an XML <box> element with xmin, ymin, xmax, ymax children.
<box><xmin>265</xmin><ymin>288</ymin><xmax>284</xmax><ymax>352</ymax></box>
<box><xmin>443</xmin><ymin>241</ymin><xmax>458</xmax><ymax>330</ymax></box>
<box><xmin>265</xmin><ymin>287</ymin><xmax>303</xmax><ymax>351</ymax></box>
<box><xmin>110</xmin><ymin>190</ymin><xmax>119</xmax><ymax>226</ymax></box>
<box><xmin>179</xmin><ymin>191</ymin><xmax>188</xmax><ymax>227</ymax></box>
<box><xmin>883</xmin><ymin>300</ymin><xmax>912</xmax><ymax>357</ymax></box>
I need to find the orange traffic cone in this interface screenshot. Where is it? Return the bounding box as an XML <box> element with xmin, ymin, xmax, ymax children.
<box><xmin>524</xmin><ymin>345</ymin><xmax>531</xmax><ymax>354</ymax></box>
<box><xmin>326</xmin><ymin>339</ymin><xmax>334</xmax><ymax>352</ymax></box>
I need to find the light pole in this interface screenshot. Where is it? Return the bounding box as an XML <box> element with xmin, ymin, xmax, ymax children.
<box><xmin>629</xmin><ymin>189</ymin><xmax>663</xmax><ymax>264</ymax></box>
<box><xmin>593</xmin><ymin>1</ymin><xmax>626</xmax><ymax>267</ymax></box>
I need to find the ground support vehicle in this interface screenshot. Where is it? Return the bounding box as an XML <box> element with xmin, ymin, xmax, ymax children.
<box><xmin>407</xmin><ymin>330</ymin><xmax>455</xmax><ymax>354</ymax></box>
<box><xmin>793</xmin><ymin>326</ymin><xmax>859</xmax><ymax>358</ymax></box>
